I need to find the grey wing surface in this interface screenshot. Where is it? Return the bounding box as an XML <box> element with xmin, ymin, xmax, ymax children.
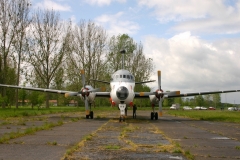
<box><xmin>167</xmin><ymin>90</ymin><xmax>240</xmax><ymax>98</ymax></box>
<box><xmin>0</xmin><ymin>84</ymin><xmax>110</xmax><ymax>97</ymax></box>
<box><xmin>0</xmin><ymin>84</ymin><xmax>72</xmax><ymax>94</ymax></box>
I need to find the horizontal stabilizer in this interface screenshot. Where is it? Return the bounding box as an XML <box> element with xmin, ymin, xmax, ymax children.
<box><xmin>135</xmin><ymin>80</ymin><xmax>156</xmax><ymax>84</ymax></box>
<box><xmin>90</xmin><ymin>79</ymin><xmax>110</xmax><ymax>84</ymax></box>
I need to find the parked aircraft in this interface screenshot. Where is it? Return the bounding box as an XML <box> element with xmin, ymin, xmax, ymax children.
<box><xmin>0</xmin><ymin>50</ymin><xmax>240</xmax><ymax>121</ymax></box>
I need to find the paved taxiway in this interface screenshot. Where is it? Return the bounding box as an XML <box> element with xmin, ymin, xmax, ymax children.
<box><xmin>0</xmin><ymin>110</ymin><xmax>239</xmax><ymax>160</ymax></box>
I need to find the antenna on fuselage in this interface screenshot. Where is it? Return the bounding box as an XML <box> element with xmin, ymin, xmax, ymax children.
<box><xmin>120</xmin><ymin>50</ymin><xmax>126</xmax><ymax>69</ymax></box>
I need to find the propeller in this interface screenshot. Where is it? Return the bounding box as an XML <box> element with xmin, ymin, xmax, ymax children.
<box><xmin>156</xmin><ymin>70</ymin><xmax>180</xmax><ymax>116</ymax></box>
<box><xmin>157</xmin><ymin>70</ymin><xmax>163</xmax><ymax>116</ymax></box>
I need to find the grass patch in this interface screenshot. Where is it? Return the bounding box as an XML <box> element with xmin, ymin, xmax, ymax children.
<box><xmin>236</xmin><ymin>146</ymin><xmax>240</xmax><ymax>150</ymax></box>
<box><xmin>0</xmin><ymin>107</ymin><xmax>85</xmax><ymax>119</ymax></box>
<box><xmin>0</xmin><ymin>121</ymin><xmax>64</xmax><ymax>144</ymax></box>
<box><xmin>167</xmin><ymin>110</ymin><xmax>240</xmax><ymax>123</ymax></box>
<box><xmin>184</xmin><ymin>150</ymin><xmax>195</xmax><ymax>160</ymax></box>
<box><xmin>83</xmin><ymin>134</ymin><xmax>93</xmax><ymax>141</ymax></box>
<box><xmin>105</xmin><ymin>144</ymin><xmax>121</xmax><ymax>150</ymax></box>
<box><xmin>47</xmin><ymin>141</ymin><xmax>58</xmax><ymax>146</ymax></box>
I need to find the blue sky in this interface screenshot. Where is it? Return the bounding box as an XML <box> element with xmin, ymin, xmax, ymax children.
<box><xmin>31</xmin><ymin>0</ymin><xmax>240</xmax><ymax>104</ymax></box>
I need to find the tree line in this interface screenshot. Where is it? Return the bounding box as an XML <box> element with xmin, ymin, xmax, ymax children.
<box><xmin>0</xmin><ymin>0</ymin><xmax>153</xmax><ymax>108</ymax></box>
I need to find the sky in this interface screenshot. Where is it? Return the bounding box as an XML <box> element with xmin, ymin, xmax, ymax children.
<box><xmin>31</xmin><ymin>0</ymin><xmax>240</xmax><ymax>104</ymax></box>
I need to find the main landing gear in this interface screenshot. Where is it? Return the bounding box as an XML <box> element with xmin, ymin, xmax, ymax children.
<box><xmin>86</xmin><ymin>111</ymin><xmax>94</xmax><ymax>119</ymax></box>
<box><xmin>151</xmin><ymin>107</ymin><xmax>158</xmax><ymax>120</ymax></box>
<box><xmin>86</xmin><ymin>104</ymin><xmax>94</xmax><ymax>119</ymax></box>
<box><xmin>150</xmin><ymin>112</ymin><xmax>158</xmax><ymax>120</ymax></box>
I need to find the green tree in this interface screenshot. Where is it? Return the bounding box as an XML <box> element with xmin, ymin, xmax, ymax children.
<box><xmin>212</xmin><ymin>93</ymin><xmax>221</xmax><ymax>108</ymax></box>
<box><xmin>194</xmin><ymin>95</ymin><xmax>204</xmax><ymax>106</ymax></box>
<box><xmin>26</xmin><ymin>9</ymin><xmax>71</xmax><ymax>108</ymax></box>
<box><xmin>12</xmin><ymin>0</ymin><xmax>31</xmax><ymax>108</ymax></box>
<box><xmin>0</xmin><ymin>0</ymin><xmax>22</xmax><ymax>108</ymax></box>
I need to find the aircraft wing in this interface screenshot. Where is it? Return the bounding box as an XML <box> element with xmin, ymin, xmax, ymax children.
<box><xmin>135</xmin><ymin>91</ymin><xmax>180</xmax><ymax>98</ymax></box>
<box><xmin>95</xmin><ymin>92</ymin><xmax>110</xmax><ymax>97</ymax></box>
<box><xmin>135</xmin><ymin>89</ymin><xmax>240</xmax><ymax>98</ymax></box>
<box><xmin>167</xmin><ymin>90</ymin><xmax>240</xmax><ymax>98</ymax></box>
<box><xmin>0</xmin><ymin>84</ymin><xmax>72</xmax><ymax>94</ymax></box>
<box><xmin>0</xmin><ymin>84</ymin><xmax>111</xmax><ymax>97</ymax></box>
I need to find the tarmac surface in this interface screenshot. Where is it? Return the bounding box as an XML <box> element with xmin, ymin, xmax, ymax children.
<box><xmin>0</xmin><ymin>110</ymin><xmax>239</xmax><ymax>160</ymax></box>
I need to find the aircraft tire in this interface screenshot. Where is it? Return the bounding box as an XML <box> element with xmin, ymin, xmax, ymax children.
<box><xmin>151</xmin><ymin>112</ymin><xmax>154</xmax><ymax>120</ymax></box>
<box><xmin>90</xmin><ymin>111</ymin><xmax>94</xmax><ymax>119</ymax></box>
<box><xmin>154</xmin><ymin>112</ymin><xmax>158</xmax><ymax>120</ymax></box>
<box><xmin>86</xmin><ymin>115</ymin><xmax>89</xmax><ymax>119</ymax></box>
<box><xmin>119</xmin><ymin>116</ymin><xmax>122</xmax><ymax>122</ymax></box>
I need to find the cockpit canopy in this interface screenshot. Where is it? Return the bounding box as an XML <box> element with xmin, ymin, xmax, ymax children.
<box><xmin>111</xmin><ymin>69</ymin><xmax>135</xmax><ymax>82</ymax></box>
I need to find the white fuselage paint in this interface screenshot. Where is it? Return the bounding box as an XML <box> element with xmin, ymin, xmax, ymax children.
<box><xmin>110</xmin><ymin>81</ymin><xmax>135</xmax><ymax>106</ymax></box>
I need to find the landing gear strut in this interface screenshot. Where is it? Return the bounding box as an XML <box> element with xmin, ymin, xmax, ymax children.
<box><xmin>86</xmin><ymin>104</ymin><xmax>94</xmax><ymax>119</ymax></box>
<box><xmin>151</xmin><ymin>107</ymin><xmax>158</xmax><ymax>120</ymax></box>
<box><xmin>119</xmin><ymin>104</ymin><xmax>126</xmax><ymax>122</ymax></box>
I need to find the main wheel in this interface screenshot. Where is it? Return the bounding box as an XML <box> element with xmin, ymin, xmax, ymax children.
<box><xmin>154</xmin><ymin>112</ymin><xmax>158</xmax><ymax>120</ymax></box>
<box><xmin>90</xmin><ymin>111</ymin><xmax>94</xmax><ymax>119</ymax></box>
<box><xmin>86</xmin><ymin>115</ymin><xmax>89</xmax><ymax>119</ymax></box>
<box><xmin>151</xmin><ymin>112</ymin><xmax>154</xmax><ymax>120</ymax></box>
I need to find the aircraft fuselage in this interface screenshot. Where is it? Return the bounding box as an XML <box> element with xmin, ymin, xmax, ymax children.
<box><xmin>110</xmin><ymin>69</ymin><xmax>135</xmax><ymax>107</ymax></box>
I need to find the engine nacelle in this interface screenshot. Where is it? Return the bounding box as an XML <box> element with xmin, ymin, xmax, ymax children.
<box><xmin>79</xmin><ymin>85</ymin><xmax>96</xmax><ymax>103</ymax></box>
<box><xmin>149</xmin><ymin>87</ymin><xmax>164</xmax><ymax>106</ymax></box>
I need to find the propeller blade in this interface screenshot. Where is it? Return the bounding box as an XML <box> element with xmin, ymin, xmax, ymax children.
<box><xmin>65</xmin><ymin>92</ymin><xmax>78</xmax><ymax>97</ymax></box>
<box><xmin>81</xmin><ymin>70</ymin><xmax>86</xmax><ymax>87</ymax></box>
<box><xmin>159</xmin><ymin>99</ymin><xmax>163</xmax><ymax>116</ymax></box>
<box><xmin>158</xmin><ymin>70</ymin><xmax>161</xmax><ymax>90</ymax></box>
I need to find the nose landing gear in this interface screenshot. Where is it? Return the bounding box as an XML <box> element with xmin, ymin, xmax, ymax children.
<box><xmin>119</xmin><ymin>104</ymin><xmax>126</xmax><ymax>122</ymax></box>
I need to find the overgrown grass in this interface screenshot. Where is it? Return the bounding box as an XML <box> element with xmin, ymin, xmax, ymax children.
<box><xmin>167</xmin><ymin>110</ymin><xmax>240</xmax><ymax>123</ymax></box>
<box><xmin>105</xmin><ymin>144</ymin><xmax>121</xmax><ymax>150</ymax></box>
<box><xmin>0</xmin><ymin>120</ymin><xmax>63</xmax><ymax>143</ymax></box>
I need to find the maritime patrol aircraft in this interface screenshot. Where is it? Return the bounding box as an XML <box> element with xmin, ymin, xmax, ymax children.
<box><xmin>0</xmin><ymin>50</ymin><xmax>240</xmax><ymax>122</ymax></box>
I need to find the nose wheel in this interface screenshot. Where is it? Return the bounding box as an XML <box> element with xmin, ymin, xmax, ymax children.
<box><xmin>119</xmin><ymin>116</ymin><xmax>125</xmax><ymax>122</ymax></box>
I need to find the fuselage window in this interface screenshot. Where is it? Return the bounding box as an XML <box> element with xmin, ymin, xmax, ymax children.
<box><xmin>127</xmin><ymin>75</ymin><xmax>130</xmax><ymax>79</ymax></box>
<box><xmin>123</xmin><ymin>75</ymin><xmax>126</xmax><ymax>78</ymax></box>
<box><xmin>120</xmin><ymin>75</ymin><xmax>122</xmax><ymax>78</ymax></box>
<box><xmin>131</xmin><ymin>75</ymin><xmax>134</xmax><ymax>80</ymax></box>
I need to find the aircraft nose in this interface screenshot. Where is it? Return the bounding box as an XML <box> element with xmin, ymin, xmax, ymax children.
<box><xmin>116</xmin><ymin>86</ymin><xmax>129</xmax><ymax>100</ymax></box>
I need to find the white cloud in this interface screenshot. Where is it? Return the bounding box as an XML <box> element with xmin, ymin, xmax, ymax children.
<box><xmin>138</xmin><ymin>0</ymin><xmax>240</xmax><ymax>34</ymax></box>
<box><xmin>35</xmin><ymin>0</ymin><xmax>71</xmax><ymax>11</ymax></box>
<box><xmin>95</xmin><ymin>12</ymin><xmax>140</xmax><ymax>36</ymax></box>
<box><xmin>85</xmin><ymin>0</ymin><xmax>126</xmax><ymax>6</ymax></box>
<box><xmin>143</xmin><ymin>32</ymin><xmax>240</xmax><ymax>97</ymax></box>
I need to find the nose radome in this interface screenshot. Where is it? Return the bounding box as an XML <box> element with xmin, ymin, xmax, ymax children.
<box><xmin>116</xmin><ymin>86</ymin><xmax>129</xmax><ymax>100</ymax></box>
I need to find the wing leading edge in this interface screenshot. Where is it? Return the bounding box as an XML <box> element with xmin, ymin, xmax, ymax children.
<box><xmin>135</xmin><ymin>89</ymin><xmax>240</xmax><ymax>98</ymax></box>
<box><xmin>0</xmin><ymin>84</ymin><xmax>110</xmax><ymax>97</ymax></box>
